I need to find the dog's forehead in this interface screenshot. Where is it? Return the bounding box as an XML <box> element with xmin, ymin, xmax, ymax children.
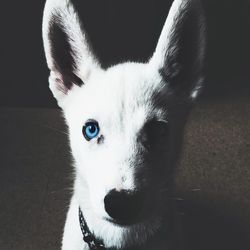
<box><xmin>93</xmin><ymin>62</ymin><xmax>165</xmax><ymax>105</ymax></box>
<box><xmin>70</xmin><ymin>62</ymin><xmax>167</xmax><ymax>127</ymax></box>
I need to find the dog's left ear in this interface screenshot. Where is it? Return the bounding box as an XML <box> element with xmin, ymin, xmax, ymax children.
<box><xmin>42</xmin><ymin>0</ymin><xmax>101</xmax><ymax>107</ymax></box>
<box><xmin>150</xmin><ymin>0</ymin><xmax>206</xmax><ymax>100</ymax></box>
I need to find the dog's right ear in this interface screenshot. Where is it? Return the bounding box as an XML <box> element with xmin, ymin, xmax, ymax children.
<box><xmin>150</xmin><ymin>0</ymin><xmax>206</xmax><ymax>101</ymax></box>
<box><xmin>42</xmin><ymin>0</ymin><xmax>101</xmax><ymax>107</ymax></box>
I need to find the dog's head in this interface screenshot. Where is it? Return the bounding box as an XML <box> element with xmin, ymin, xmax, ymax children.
<box><xmin>43</xmin><ymin>0</ymin><xmax>205</xmax><ymax>247</ymax></box>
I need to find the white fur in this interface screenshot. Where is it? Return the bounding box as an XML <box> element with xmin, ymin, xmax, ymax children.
<box><xmin>63</xmin><ymin>63</ymin><xmax>164</xmax><ymax>248</ymax></box>
<box><xmin>42</xmin><ymin>0</ymin><xmax>206</xmax><ymax>249</ymax></box>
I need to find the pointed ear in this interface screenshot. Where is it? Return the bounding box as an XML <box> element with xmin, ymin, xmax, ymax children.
<box><xmin>150</xmin><ymin>0</ymin><xmax>206</xmax><ymax>100</ymax></box>
<box><xmin>42</xmin><ymin>0</ymin><xmax>101</xmax><ymax>107</ymax></box>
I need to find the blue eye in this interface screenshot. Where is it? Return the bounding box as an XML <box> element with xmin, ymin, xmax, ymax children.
<box><xmin>83</xmin><ymin>121</ymin><xmax>100</xmax><ymax>141</ymax></box>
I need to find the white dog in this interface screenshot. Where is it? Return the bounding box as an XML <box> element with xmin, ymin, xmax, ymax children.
<box><xmin>42</xmin><ymin>0</ymin><xmax>206</xmax><ymax>249</ymax></box>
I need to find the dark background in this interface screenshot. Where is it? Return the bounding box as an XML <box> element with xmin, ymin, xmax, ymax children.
<box><xmin>0</xmin><ymin>1</ymin><xmax>250</xmax><ymax>249</ymax></box>
<box><xmin>0</xmin><ymin>0</ymin><xmax>249</xmax><ymax>108</ymax></box>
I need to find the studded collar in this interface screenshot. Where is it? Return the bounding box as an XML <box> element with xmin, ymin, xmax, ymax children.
<box><xmin>79</xmin><ymin>207</ymin><xmax>106</xmax><ymax>250</ymax></box>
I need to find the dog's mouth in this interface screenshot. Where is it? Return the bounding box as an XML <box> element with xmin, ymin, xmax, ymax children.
<box><xmin>104</xmin><ymin>209</ymin><xmax>152</xmax><ymax>227</ymax></box>
<box><xmin>104</xmin><ymin>210</ymin><xmax>155</xmax><ymax>227</ymax></box>
<box><xmin>104</xmin><ymin>217</ymin><xmax>136</xmax><ymax>227</ymax></box>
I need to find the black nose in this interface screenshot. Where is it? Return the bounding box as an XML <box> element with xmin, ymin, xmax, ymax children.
<box><xmin>104</xmin><ymin>189</ymin><xmax>145</xmax><ymax>225</ymax></box>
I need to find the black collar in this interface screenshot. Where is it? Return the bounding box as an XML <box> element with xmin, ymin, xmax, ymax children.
<box><xmin>78</xmin><ymin>207</ymin><xmax>106</xmax><ymax>250</ymax></box>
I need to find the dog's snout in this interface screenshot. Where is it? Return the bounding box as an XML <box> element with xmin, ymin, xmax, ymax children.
<box><xmin>104</xmin><ymin>189</ymin><xmax>145</xmax><ymax>225</ymax></box>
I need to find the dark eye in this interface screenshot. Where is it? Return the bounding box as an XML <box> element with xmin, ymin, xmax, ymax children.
<box><xmin>148</xmin><ymin>121</ymin><xmax>168</xmax><ymax>139</ymax></box>
<box><xmin>140</xmin><ymin>120</ymin><xmax>168</xmax><ymax>148</ymax></box>
<box><xmin>82</xmin><ymin>121</ymin><xmax>100</xmax><ymax>141</ymax></box>
<box><xmin>153</xmin><ymin>121</ymin><xmax>168</xmax><ymax>137</ymax></box>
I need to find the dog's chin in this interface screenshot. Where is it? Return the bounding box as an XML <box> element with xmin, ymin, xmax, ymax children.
<box><xmin>94</xmin><ymin>214</ymin><xmax>159</xmax><ymax>249</ymax></box>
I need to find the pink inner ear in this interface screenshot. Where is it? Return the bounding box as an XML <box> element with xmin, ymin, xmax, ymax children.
<box><xmin>54</xmin><ymin>75</ymin><xmax>68</xmax><ymax>94</ymax></box>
